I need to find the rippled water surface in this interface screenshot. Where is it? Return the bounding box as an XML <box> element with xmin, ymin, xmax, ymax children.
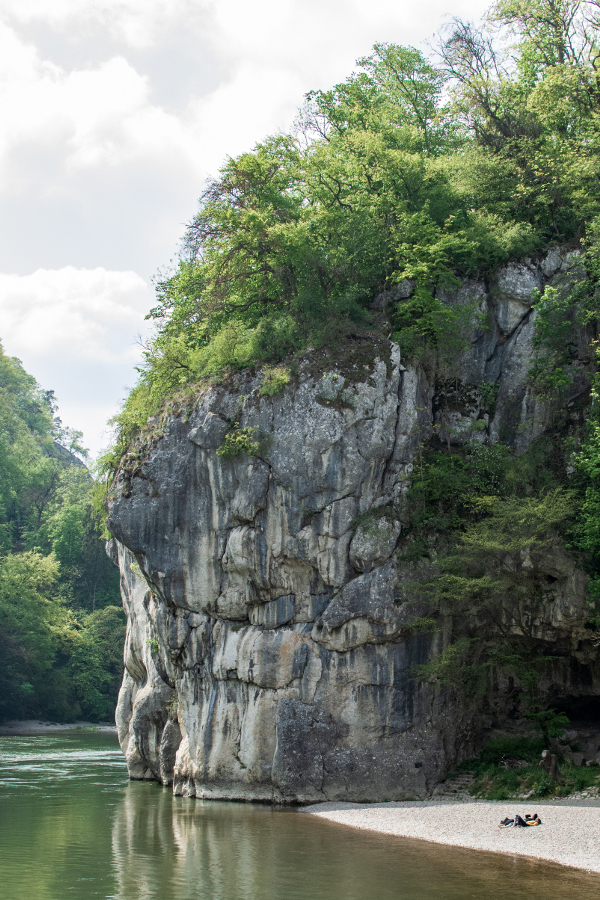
<box><xmin>1</xmin><ymin>731</ymin><xmax>599</xmax><ymax>900</ymax></box>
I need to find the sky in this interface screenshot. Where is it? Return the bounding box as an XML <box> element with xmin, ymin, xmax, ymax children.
<box><xmin>0</xmin><ymin>0</ymin><xmax>489</xmax><ymax>458</ymax></box>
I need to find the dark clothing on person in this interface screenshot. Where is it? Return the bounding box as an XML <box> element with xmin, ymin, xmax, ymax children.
<box><xmin>525</xmin><ymin>814</ymin><xmax>542</xmax><ymax>825</ymax></box>
<box><xmin>499</xmin><ymin>812</ymin><xmax>542</xmax><ymax>827</ymax></box>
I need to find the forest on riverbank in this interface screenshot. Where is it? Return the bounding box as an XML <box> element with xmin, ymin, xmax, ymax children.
<box><xmin>0</xmin><ymin>344</ymin><xmax>123</xmax><ymax>722</ymax></box>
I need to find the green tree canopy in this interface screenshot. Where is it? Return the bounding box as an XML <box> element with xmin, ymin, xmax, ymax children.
<box><xmin>0</xmin><ymin>344</ymin><xmax>123</xmax><ymax>722</ymax></box>
<box><xmin>103</xmin><ymin>1</ymin><xmax>600</xmax><ymax>458</ymax></box>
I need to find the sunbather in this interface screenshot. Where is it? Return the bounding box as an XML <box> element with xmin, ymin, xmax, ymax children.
<box><xmin>499</xmin><ymin>812</ymin><xmax>542</xmax><ymax>827</ymax></box>
<box><xmin>525</xmin><ymin>813</ymin><xmax>542</xmax><ymax>825</ymax></box>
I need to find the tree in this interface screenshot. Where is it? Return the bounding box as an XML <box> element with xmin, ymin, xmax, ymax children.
<box><xmin>303</xmin><ymin>43</ymin><xmax>450</xmax><ymax>153</ymax></box>
<box><xmin>492</xmin><ymin>0</ymin><xmax>588</xmax><ymax>69</ymax></box>
<box><xmin>38</xmin><ymin>467</ymin><xmax>120</xmax><ymax>612</ymax></box>
<box><xmin>413</xmin><ymin>490</ymin><xmax>577</xmax><ymax>711</ymax></box>
<box><xmin>69</xmin><ymin>606</ymin><xmax>126</xmax><ymax>720</ymax></box>
<box><xmin>0</xmin><ymin>343</ymin><xmax>123</xmax><ymax>722</ymax></box>
<box><xmin>0</xmin><ymin>551</ymin><xmax>74</xmax><ymax>720</ymax></box>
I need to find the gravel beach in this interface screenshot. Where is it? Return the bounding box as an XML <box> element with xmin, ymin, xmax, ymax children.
<box><xmin>302</xmin><ymin>801</ymin><xmax>600</xmax><ymax>874</ymax></box>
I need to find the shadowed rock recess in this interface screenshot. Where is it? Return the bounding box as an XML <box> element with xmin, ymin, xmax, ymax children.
<box><xmin>108</xmin><ymin>249</ymin><xmax>599</xmax><ymax>803</ymax></box>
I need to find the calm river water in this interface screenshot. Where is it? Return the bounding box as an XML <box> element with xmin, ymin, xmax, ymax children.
<box><xmin>1</xmin><ymin>730</ymin><xmax>599</xmax><ymax>900</ymax></box>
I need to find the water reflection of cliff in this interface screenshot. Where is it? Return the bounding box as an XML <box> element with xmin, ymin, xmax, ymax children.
<box><xmin>109</xmin><ymin>785</ymin><xmax>600</xmax><ymax>900</ymax></box>
<box><xmin>110</xmin><ymin>785</ymin><xmax>414</xmax><ymax>900</ymax></box>
<box><xmin>110</xmin><ymin>785</ymin><xmax>294</xmax><ymax>900</ymax></box>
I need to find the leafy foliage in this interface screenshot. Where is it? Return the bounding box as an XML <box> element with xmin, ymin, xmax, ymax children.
<box><xmin>69</xmin><ymin>607</ymin><xmax>126</xmax><ymax>721</ymax></box>
<box><xmin>469</xmin><ymin>736</ymin><xmax>547</xmax><ymax>770</ymax></box>
<box><xmin>571</xmin><ymin>350</ymin><xmax>600</xmax><ymax>622</ymax></box>
<box><xmin>216</xmin><ymin>425</ymin><xmax>261</xmax><ymax>459</ymax></box>
<box><xmin>100</xmin><ymin>3</ymin><xmax>600</xmax><ymax>463</ymax></box>
<box><xmin>78</xmin><ymin>17</ymin><xmax>553</xmax><ymax>448</ymax></box>
<box><xmin>417</xmin><ymin>484</ymin><xmax>574</xmax><ymax>624</ymax></box>
<box><xmin>458</xmin><ymin>736</ymin><xmax>600</xmax><ymax>800</ymax></box>
<box><xmin>259</xmin><ymin>366</ymin><xmax>291</xmax><ymax>397</ymax></box>
<box><xmin>408</xmin><ymin>442</ymin><xmax>510</xmax><ymax>533</ymax></box>
<box><xmin>0</xmin><ymin>344</ymin><xmax>123</xmax><ymax>722</ymax></box>
<box><xmin>404</xmin><ymin>435</ymin><xmax>582</xmax><ymax>716</ymax></box>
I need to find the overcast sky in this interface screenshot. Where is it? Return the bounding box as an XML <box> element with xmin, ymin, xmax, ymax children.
<box><xmin>0</xmin><ymin>0</ymin><xmax>489</xmax><ymax>457</ymax></box>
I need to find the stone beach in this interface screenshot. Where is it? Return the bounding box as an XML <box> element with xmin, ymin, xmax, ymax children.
<box><xmin>303</xmin><ymin>800</ymin><xmax>600</xmax><ymax>874</ymax></box>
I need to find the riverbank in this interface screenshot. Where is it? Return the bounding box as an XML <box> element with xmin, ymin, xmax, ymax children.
<box><xmin>302</xmin><ymin>801</ymin><xmax>600</xmax><ymax>875</ymax></box>
<box><xmin>0</xmin><ymin>720</ymin><xmax>116</xmax><ymax>735</ymax></box>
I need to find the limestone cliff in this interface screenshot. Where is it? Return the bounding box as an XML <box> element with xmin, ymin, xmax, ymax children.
<box><xmin>108</xmin><ymin>248</ymin><xmax>599</xmax><ymax>802</ymax></box>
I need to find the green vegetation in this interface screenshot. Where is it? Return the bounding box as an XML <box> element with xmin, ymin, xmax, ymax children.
<box><xmin>102</xmin><ymin>1</ymin><xmax>600</xmax><ymax>456</ymax></box>
<box><xmin>452</xmin><ymin>737</ymin><xmax>600</xmax><ymax>800</ymax></box>
<box><xmin>401</xmin><ymin>426</ymin><xmax>600</xmax><ymax>717</ymax></box>
<box><xmin>0</xmin><ymin>344</ymin><xmax>123</xmax><ymax>722</ymax></box>
<box><xmin>259</xmin><ymin>366</ymin><xmax>291</xmax><ymax>397</ymax></box>
<box><xmin>216</xmin><ymin>425</ymin><xmax>261</xmax><ymax>459</ymax></box>
<box><xmin>572</xmin><ymin>357</ymin><xmax>600</xmax><ymax>623</ymax></box>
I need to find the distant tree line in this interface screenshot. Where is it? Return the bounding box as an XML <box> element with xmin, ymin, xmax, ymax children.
<box><xmin>0</xmin><ymin>343</ymin><xmax>124</xmax><ymax>722</ymax></box>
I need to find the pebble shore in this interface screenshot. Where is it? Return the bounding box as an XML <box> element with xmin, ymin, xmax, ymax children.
<box><xmin>302</xmin><ymin>801</ymin><xmax>600</xmax><ymax>874</ymax></box>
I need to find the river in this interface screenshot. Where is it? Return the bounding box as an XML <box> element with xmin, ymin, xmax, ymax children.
<box><xmin>0</xmin><ymin>730</ymin><xmax>599</xmax><ymax>899</ymax></box>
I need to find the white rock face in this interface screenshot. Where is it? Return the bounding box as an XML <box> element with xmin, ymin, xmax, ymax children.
<box><xmin>108</xmin><ymin>255</ymin><xmax>595</xmax><ymax>803</ymax></box>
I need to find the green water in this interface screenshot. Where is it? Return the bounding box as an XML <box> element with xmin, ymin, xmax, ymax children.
<box><xmin>0</xmin><ymin>732</ymin><xmax>599</xmax><ymax>900</ymax></box>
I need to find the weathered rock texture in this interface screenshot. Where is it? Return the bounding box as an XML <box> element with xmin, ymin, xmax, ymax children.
<box><xmin>109</xmin><ymin>248</ymin><xmax>600</xmax><ymax>802</ymax></box>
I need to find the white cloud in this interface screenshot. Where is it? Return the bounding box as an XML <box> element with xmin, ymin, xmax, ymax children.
<box><xmin>0</xmin><ymin>266</ymin><xmax>154</xmax><ymax>456</ymax></box>
<box><xmin>53</xmin><ymin>399</ymin><xmax>120</xmax><ymax>458</ymax></box>
<box><xmin>0</xmin><ymin>0</ymin><xmax>205</xmax><ymax>48</ymax></box>
<box><xmin>0</xmin><ymin>23</ymin><xmax>206</xmax><ymax>189</ymax></box>
<box><xmin>0</xmin><ymin>1</ymin><xmax>491</xmax><ymax>192</ymax></box>
<box><xmin>0</xmin><ymin>266</ymin><xmax>151</xmax><ymax>361</ymax></box>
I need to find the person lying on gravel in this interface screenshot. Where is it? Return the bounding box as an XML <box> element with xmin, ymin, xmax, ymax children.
<box><xmin>499</xmin><ymin>813</ymin><xmax>542</xmax><ymax>827</ymax></box>
<box><xmin>525</xmin><ymin>813</ymin><xmax>542</xmax><ymax>825</ymax></box>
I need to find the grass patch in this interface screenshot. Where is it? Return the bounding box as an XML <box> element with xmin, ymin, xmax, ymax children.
<box><xmin>459</xmin><ymin>736</ymin><xmax>600</xmax><ymax>799</ymax></box>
